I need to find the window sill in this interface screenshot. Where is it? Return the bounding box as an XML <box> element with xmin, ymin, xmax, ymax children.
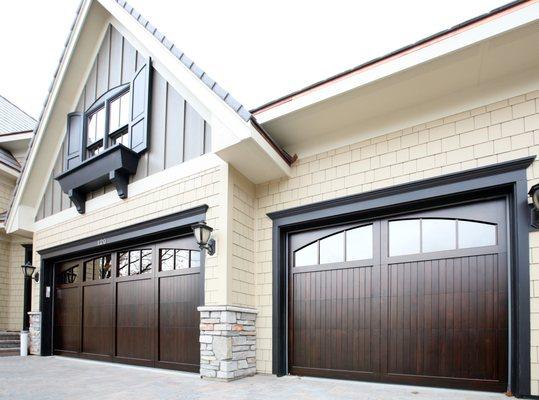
<box><xmin>55</xmin><ymin>144</ymin><xmax>140</xmax><ymax>214</ymax></box>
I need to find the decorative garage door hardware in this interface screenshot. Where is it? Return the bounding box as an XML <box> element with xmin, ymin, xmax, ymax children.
<box><xmin>55</xmin><ymin>144</ymin><xmax>140</xmax><ymax>214</ymax></box>
<box><xmin>53</xmin><ymin>236</ymin><xmax>201</xmax><ymax>371</ymax></box>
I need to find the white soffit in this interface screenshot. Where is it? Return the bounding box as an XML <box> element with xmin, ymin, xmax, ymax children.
<box><xmin>256</xmin><ymin>7</ymin><xmax>539</xmax><ymax>156</ymax></box>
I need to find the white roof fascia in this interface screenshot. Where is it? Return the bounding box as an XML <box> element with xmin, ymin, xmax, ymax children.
<box><xmin>255</xmin><ymin>1</ymin><xmax>539</xmax><ymax>123</ymax></box>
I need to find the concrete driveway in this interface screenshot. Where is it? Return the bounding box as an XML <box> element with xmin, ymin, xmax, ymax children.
<box><xmin>0</xmin><ymin>356</ymin><xmax>507</xmax><ymax>400</ymax></box>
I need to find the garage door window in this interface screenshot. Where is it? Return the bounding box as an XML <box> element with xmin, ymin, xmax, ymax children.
<box><xmin>83</xmin><ymin>254</ymin><xmax>112</xmax><ymax>281</ymax></box>
<box><xmin>458</xmin><ymin>220</ymin><xmax>496</xmax><ymax>249</ymax></box>
<box><xmin>389</xmin><ymin>218</ymin><xmax>496</xmax><ymax>256</ymax></box>
<box><xmin>294</xmin><ymin>224</ymin><xmax>373</xmax><ymax>267</ymax></box>
<box><xmin>159</xmin><ymin>248</ymin><xmax>201</xmax><ymax>271</ymax></box>
<box><xmin>57</xmin><ymin>263</ymin><xmax>80</xmax><ymax>284</ymax></box>
<box><xmin>118</xmin><ymin>249</ymin><xmax>152</xmax><ymax>276</ymax></box>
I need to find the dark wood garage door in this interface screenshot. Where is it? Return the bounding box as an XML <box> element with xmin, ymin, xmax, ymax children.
<box><xmin>288</xmin><ymin>199</ymin><xmax>508</xmax><ymax>391</ymax></box>
<box><xmin>53</xmin><ymin>235</ymin><xmax>201</xmax><ymax>371</ymax></box>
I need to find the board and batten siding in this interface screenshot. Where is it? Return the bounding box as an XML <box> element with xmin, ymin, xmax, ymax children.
<box><xmin>36</xmin><ymin>25</ymin><xmax>211</xmax><ymax>221</ymax></box>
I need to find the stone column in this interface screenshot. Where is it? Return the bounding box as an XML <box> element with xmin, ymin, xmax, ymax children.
<box><xmin>28</xmin><ymin>312</ymin><xmax>41</xmax><ymax>355</ymax></box>
<box><xmin>198</xmin><ymin>305</ymin><xmax>257</xmax><ymax>380</ymax></box>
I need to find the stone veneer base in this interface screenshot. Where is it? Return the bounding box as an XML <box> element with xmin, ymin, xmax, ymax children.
<box><xmin>198</xmin><ymin>305</ymin><xmax>258</xmax><ymax>381</ymax></box>
<box><xmin>28</xmin><ymin>312</ymin><xmax>41</xmax><ymax>355</ymax></box>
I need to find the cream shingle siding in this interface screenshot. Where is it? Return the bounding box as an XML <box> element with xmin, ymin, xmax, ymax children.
<box><xmin>0</xmin><ymin>234</ymin><xmax>28</xmax><ymax>331</ymax></box>
<box><xmin>254</xmin><ymin>90</ymin><xmax>539</xmax><ymax>390</ymax></box>
<box><xmin>32</xmin><ymin>165</ymin><xmax>225</xmax><ymax>306</ymax></box>
<box><xmin>230</xmin><ymin>168</ymin><xmax>256</xmax><ymax>308</ymax></box>
<box><xmin>0</xmin><ymin>174</ymin><xmax>15</xmax><ymax>214</ymax></box>
<box><xmin>0</xmin><ymin>173</ymin><xmax>27</xmax><ymax>332</ymax></box>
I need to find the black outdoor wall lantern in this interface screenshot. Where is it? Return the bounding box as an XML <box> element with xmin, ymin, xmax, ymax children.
<box><xmin>529</xmin><ymin>183</ymin><xmax>539</xmax><ymax>229</ymax></box>
<box><xmin>191</xmin><ymin>221</ymin><xmax>216</xmax><ymax>255</ymax></box>
<box><xmin>21</xmin><ymin>262</ymin><xmax>38</xmax><ymax>282</ymax></box>
<box><xmin>20</xmin><ymin>261</ymin><xmax>38</xmax><ymax>332</ymax></box>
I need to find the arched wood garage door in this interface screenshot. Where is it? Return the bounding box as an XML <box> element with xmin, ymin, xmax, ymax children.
<box><xmin>288</xmin><ymin>199</ymin><xmax>508</xmax><ymax>391</ymax></box>
<box><xmin>53</xmin><ymin>235</ymin><xmax>201</xmax><ymax>371</ymax></box>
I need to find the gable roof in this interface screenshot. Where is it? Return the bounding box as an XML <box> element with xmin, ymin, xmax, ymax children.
<box><xmin>12</xmin><ymin>0</ymin><xmax>292</xmax><ymax>185</ymax></box>
<box><xmin>0</xmin><ymin>95</ymin><xmax>36</xmax><ymax>135</ymax></box>
<box><xmin>7</xmin><ymin>0</ymin><xmax>295</xmax><ymax>235</ymax></box>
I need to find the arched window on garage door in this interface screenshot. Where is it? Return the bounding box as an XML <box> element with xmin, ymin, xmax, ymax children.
<box><xmin>388</xmin><ymin>218</ymin><xmax>497</xmax><ymax>257</ymax></box>
<box><xmin>294</xmin><ymin>224</ymin><xmax>374</xmax><ymax>267</ymax></box>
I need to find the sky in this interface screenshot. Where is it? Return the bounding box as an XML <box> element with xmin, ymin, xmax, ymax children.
<box><xmin>0</xmin><ymin>0</ymin><xmax>510</xmax><ymax>119</ymax></box>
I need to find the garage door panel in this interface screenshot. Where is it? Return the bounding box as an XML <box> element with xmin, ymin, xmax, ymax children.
<box><xmin>82</xmin><ymin>284</ymin><xmax>113</xmax><ymax>356</ymax></box>
<box><xmin>116</xmin><ymin>278</ymin><xmax>154</xmax><ymax>361</ymax></box>
<box><xmin>291</xmin><ymin>266</ymin><xmax>379</xmax><ymax>374</ymax></box>
<box><xmin>386</xmin><ymin>253</ymin><xmax>507</xmax><ymax>384</ymax></box>
<box><xmin>54</xmin><ymin>286</ymin><xmax>81</xmax><ymax>353</ymax></box>
<box><xmin>158</xmin><ymin>272</ymin><xmax>200</xmax><ymax>368</ymax></box>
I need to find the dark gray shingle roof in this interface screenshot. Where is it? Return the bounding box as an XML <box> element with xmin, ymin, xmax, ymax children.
<box><xmin>0</xmin><ymin>148</ymin><xmax>21</xmax><ymax>172</ymax></box>
<box><xmin>115</xmin><ymin>0</ymin><xmax>252</xmax><ymax>121</ymax></box>
<box><xmin>0</xmin><ymin>95</ymin><xmax>36</xmax><ymax>135</ymax></box>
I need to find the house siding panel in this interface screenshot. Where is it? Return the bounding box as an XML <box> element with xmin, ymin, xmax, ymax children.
<box><xmin>165</xmin><ymin>85</ymin><xmax>185</xmax><ymax>168</ymax></box>
<box><xmin>36</xmin><ymin>25</ymin><xmax>211</xmax><ymax>221</ymax></box>
<box><xmin>0</xmin><ymin>235</ymin><xmax>28</xmax><ymax>331</ymax></box>
<box><xmin>147</xmin><ymin>72</ymin><xmax>167</xmax><ymax>175</ymax></box>
<box><xmin>184</xmin><ymin>103</ymin><xmax>205</xmax><ymax>162</ymax></box>
<box><xmin>96</xmin><ymin>28</ymin><xmax>110</xmax><ymax>99</ymax></box>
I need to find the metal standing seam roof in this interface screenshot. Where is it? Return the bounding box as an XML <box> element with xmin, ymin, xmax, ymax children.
<box><xmin>0</xmin><ymin>95</ymin><xmax>36</xmax><ymax>135</ymax></box>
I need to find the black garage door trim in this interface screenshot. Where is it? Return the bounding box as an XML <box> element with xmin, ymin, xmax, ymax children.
<box><xmin>268</xmin><ymin>156</ymin><xmax>534</xmax><ymax>397</ymax></box>
<box><xmin>38</xmin><ymin>204</ymin><xmax>208</xmax><ymax>361</ymax></box>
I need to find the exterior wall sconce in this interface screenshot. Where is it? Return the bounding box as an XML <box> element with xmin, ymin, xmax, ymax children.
<box><xmin>529</xmin><ymin>183</ymin><xmax>539</xmax><ymax>229</ymax></box>
<box><xmin>191</xmin><ymin>221</ymin><xmax>216</xmax><ymax>255</ymax></box>
<box><xmin>20</xmin><ymin>261</ymin><xmax>38</xmax><ymax>336</ymax></box>
<box><xmin>21</xmin><ymin>262</ymin><xmax>39</xmax><ymax>283</ymax></box>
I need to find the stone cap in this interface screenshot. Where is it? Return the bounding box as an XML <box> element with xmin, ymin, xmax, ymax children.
<box><xmin>197</xmin><ymin>305</ymin><xmax>258</xmax><ymax>314</ymax></box>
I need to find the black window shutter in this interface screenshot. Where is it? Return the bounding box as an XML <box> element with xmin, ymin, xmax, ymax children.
<box><xmin>129</xmin><ymin>57</ymin><xmax>152</xmax><ymax>154</ymax></box>
<box><xmin>64</xmin><ymin>112</ymin><xmax>85</xmax><ymax>170</ymax></box>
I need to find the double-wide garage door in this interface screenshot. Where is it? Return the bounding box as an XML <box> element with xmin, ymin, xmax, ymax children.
<box><xmin>289</xmin><ymin>199</ymin><xmax>508</xmax><ymax>391</ymax></box>
<box><xmin>53</xmin><ymin>235</ymin><xmax>201</xmax><ymax>371</ymax></box>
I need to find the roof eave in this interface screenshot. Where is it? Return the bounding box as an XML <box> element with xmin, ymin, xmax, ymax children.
<box><xmin>252</xmin><ymin>0</ymin><xmax>537</xmax><ymax>122</ymax></box>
